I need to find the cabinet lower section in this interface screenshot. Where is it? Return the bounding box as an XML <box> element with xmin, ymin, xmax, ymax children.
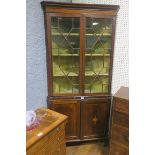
<box><xmin>48</xmin><ymin>96</ymin><xmax>111</xmax><ymax>143</ymax></box>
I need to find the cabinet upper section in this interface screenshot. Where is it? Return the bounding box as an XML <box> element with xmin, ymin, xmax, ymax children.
<box><xmin>41</xmin><ymin>1</ymin><xmax>120</xmax><ymax>15</ymax></box>
<box><xmin>41</xmin><ymin>1</ymin><xmax>119</xmax><ymax>96</ymax></box>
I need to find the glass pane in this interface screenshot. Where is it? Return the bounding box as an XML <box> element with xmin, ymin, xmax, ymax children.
<box><xmin>51</xmin><ymin>17</ymin><xmax>80</xmax><ymax>94</ymax></box>
<box><xmin>84</xmin><ymin>17</ymin><xmax>112</xmax><ymax>94</ymax></box>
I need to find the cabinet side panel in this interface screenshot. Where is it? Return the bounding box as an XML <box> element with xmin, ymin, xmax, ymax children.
<box><xmin>44</xmin><ymin>13</ymin><xmax>53</xmax><ymax>96</ymax></box>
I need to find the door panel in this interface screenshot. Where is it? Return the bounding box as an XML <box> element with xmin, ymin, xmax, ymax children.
<box><xmin>51</xmin><ymin>16</ymin><xmax>80</xmax><ymax>95</ymax></box>
<box><xmin>51</xmin><ymin>100</ymin><xmax>80</xmax><ymax>141</ymax></box>
<box><xmin>81</xmin><ymin>98</ymin><xmax>111</xmax><ymax>140</ymax></box>
<box><xmin>84</xmin><ymin>17</ymin><xmax>113</xmax><ymax>94</ymax></box>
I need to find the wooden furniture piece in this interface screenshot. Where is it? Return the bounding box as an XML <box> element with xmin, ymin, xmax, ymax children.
<box><xmin>109</xmin><ymin>87</ymin><xmax>129</xmax><ymax>155</ymax></box>
<box><xmin>26</xmin><ymin>108</ymin><xmax>68</xmax><ymax>155</ymax></box>
<box><xmin>41</xmin><ymin>1</ymin><xmax>119</xmax><ymax>143</ymax></box>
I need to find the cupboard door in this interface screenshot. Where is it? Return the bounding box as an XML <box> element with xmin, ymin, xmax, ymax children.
<box><xmin>51</xmin><ymin>100</ymin><xmax>80</xmax><ymax>141</ymax></box>
<box><xmin>51</xmin><ymin>16</ymin><xmax>81</xmax><ymax>95</ymax></box>
<box><xmin>84</xmin><ymin>17</ymin><xmax>113</xmax><ymax>94</ymax></box>
<box><xmin>81</xmin><ymin>98</ymin><xmax>110</xmax><ymax>140</ymax></box>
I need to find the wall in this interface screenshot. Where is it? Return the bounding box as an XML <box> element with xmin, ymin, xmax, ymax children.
<box><xmin>73</xmin><ymin>0</ymin><xmax>129</xmax><ymax>94</ymax></box>
<box><xmin>26</xmin><ymin>0</ymin><xmax>71</xmax><ymax>110</ymax></box>
<box><xmin>27</xmin><ymin>0</ymin><xmax>128</xmax><ymax>110</ymax></box>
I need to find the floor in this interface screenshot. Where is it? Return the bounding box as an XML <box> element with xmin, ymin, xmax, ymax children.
<box><xmin>66</xmin><ymin>142</ymin><xmax>109</xmax><ymax>155</ymax></box>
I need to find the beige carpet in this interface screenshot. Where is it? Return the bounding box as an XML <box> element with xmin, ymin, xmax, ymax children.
<box><xmin>66</xmin><ymin>142</ymin><xmax>108</xmax><ymax>155</ymax></box>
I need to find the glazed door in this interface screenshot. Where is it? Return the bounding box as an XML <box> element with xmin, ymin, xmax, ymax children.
<box><xmin>50</xmin><ymin>15</ymin><xmax>81</xmax><ymax>96</ymax></box>
<box><xmin>49</xmin><ymin>14</ymin><xmax>115</xmax><ymax>96</ymax></box>
<box><xmin>84</xmin><ymin>16</ymin><xmax>114</xmax><ymax>95</ymax></box>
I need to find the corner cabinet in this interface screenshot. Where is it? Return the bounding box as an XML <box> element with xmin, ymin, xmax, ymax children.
<box><xmin>41</xmin><ymin>1</ymin><xmax>119</xmax><ymax>143</ymax></box>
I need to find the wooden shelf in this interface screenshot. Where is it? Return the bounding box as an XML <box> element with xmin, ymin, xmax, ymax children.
<box><xmin>52</xmin><ymin>33</ymin><xmax>112</xmax><ymax>36</ymax></box>
<box><xmin>85</xmin><ymin>54</ymin><xmax>110</xmax><ymax>56</ymax></box>
<box><xmin>53</xmin><ymin>72</ymin><xmax>78</xmax><ymax>77</ymax></box>
<box><xmin>52</xmin><ymin>33</ymin><xmax>79</xmax><ymax>36</ymax></box>
<box><xmin>54</xmin><ymin>72</ymin><xmax>108</xmax><ymax>77</ymax></box>
<box><xmin>85</xmin><ymin>72</ymin><xmax>109</xmax><ymax>76</ymax></box>
<box><xmin>86</xmin><ymin>33</ymin><xmax>112</xmax><ymax>36</ymax></box>
<box><xmin>52</xmin><ymin>53</ymin><xmax>110</xmax><ymax>56</ymax></box>
<box><xmin>53</xmin><ymin>54</ymin><xmax>79</xmax><ymax>56</ymax></box>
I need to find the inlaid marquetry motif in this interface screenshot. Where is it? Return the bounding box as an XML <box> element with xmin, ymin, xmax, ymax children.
<box><xmin>92</xmin><ymin>115</ymin><xmax>98</xmax><ymax>125</ymax></box>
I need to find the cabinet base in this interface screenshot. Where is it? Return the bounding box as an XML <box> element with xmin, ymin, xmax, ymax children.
<box><xmin>66</xmin><ymin>137</ymin><xmax>109</xmax><ymax>146</ymax></box>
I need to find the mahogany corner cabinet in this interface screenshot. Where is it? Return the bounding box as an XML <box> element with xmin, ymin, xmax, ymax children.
<box><xmin>41</xmin><ymin>1</ymin><xmax>119</xmax><ymax>144</ymax></box>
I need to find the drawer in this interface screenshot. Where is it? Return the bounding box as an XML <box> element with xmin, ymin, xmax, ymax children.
<box><xmin>113</xmin><ymin>111</ymin><xmax>129</xmax><ymax>128</ymax></box>
<box><xmin>49</xmin><ymin>139</ymin><xmax>66</xmax><ymax>155</ymax></box>
<box><xmin>27</xmin><ymin>145</ymin><xmax>48</xmax><ymax>155</ymax></box>
<box><xmin>48</xmin><ymin>127</ymin><xmax>66</xmax><ymax>155</ymax></box>
<box><xmin>111</xmin><ymin>124</ymin><xmax>129</xmax><ymax>146</ymax></box>
<box><xmin>48</xmin><ymin>123</ymin><xmax>65</xmax><ymax>138</ymax></box>
<box><xmin>48</xmin><ymin>129</ymin><xmax>65</xmax><ymax>145</ymax></box>
<box><xmin>27</xmin><ymin>133</ymin><xmax>49</xmax><ymax>155</ymax></box>
<box><xmin>50</xmin><ymin>141</ymin><xmax>66</xmax><ymax>155</ymax></box>
<box><xmin>114</xmin><ymin>98</ymin><xmax>129</xmax><ymax>114</ymax></box>
<box><xmin>109</xmin><ymin>142</ymin><xmax>129</xmax><ymax>155</ymax></box>
<box><xmin>59</xmin><ymin>141</ymin><xmax>66</xmax><ymax>155</ymax></box>
<box><xmin>27</xmin><ymin>123</ymin><xmax>65</xmax><ymax>155</ymax></box>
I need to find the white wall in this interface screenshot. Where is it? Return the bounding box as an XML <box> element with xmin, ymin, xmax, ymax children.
<box><xmin>73</xmin><ymin>0</ymin><xmax>129</xmax><ymax>94</ymax></box>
